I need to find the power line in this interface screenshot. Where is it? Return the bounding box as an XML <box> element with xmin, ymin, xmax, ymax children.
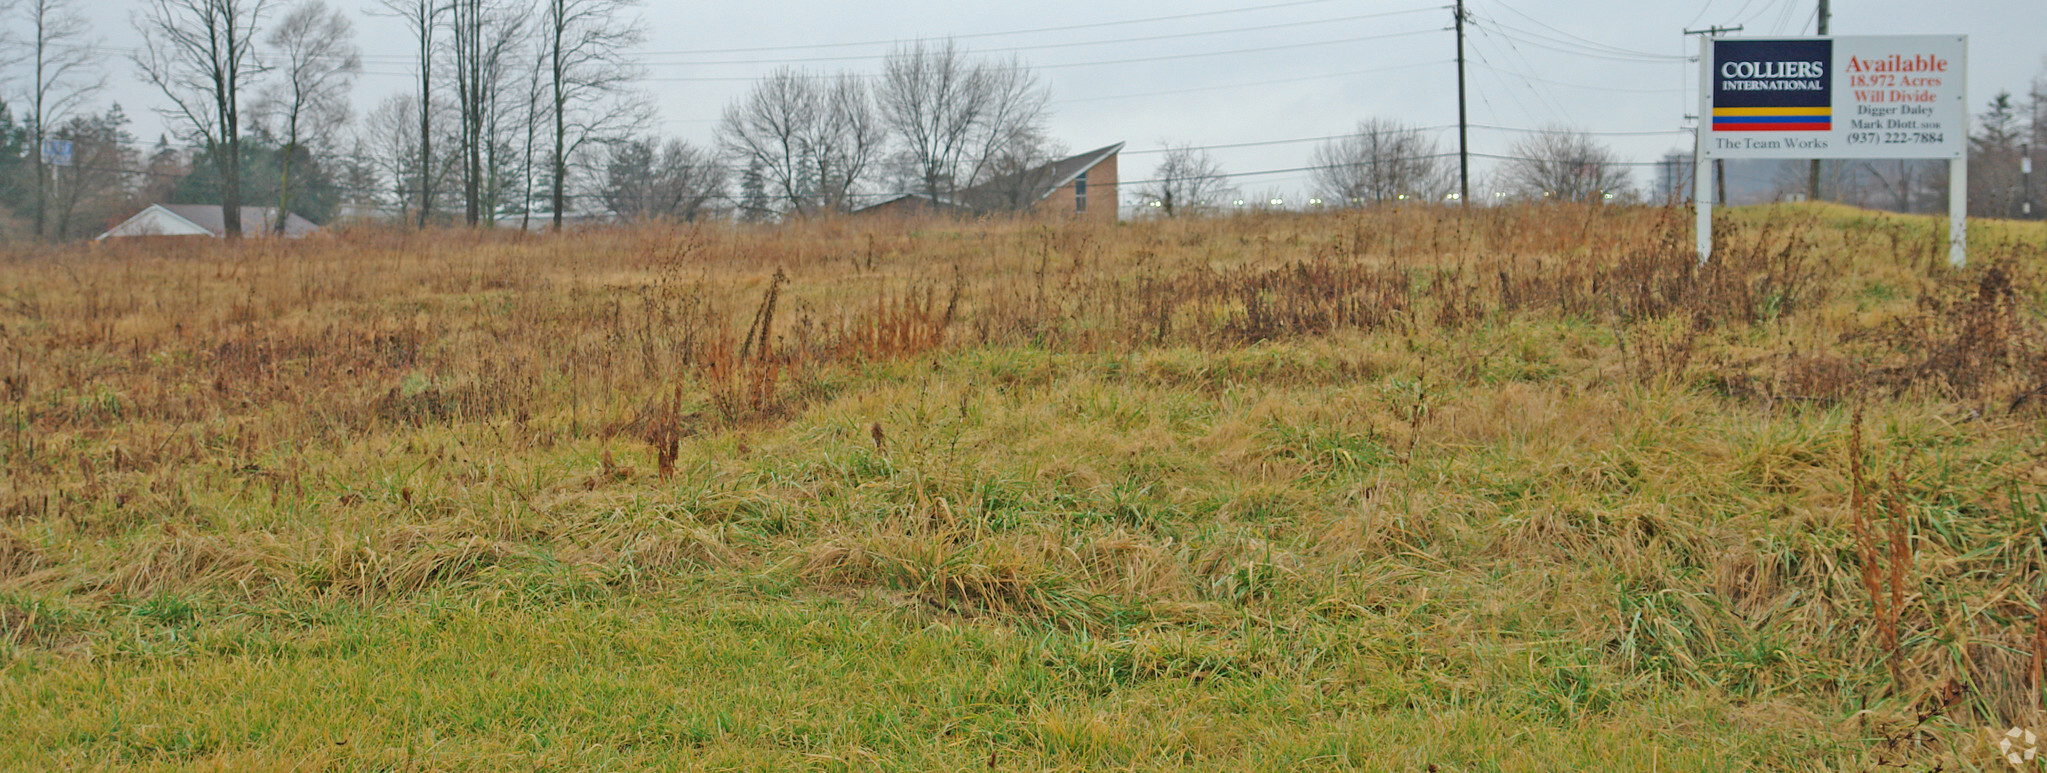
<box><xmin>1477</xmin><ymin>23</ymin><xmax>1689</xmax><ymax>63</ymax></box>
<box><xmin>1472</xmin><ymin>21</ymin><xmax>1574</xmax><ymax>122</ymax></box>
<box><xmin>1122</xmin><ymin>154</ymin><xmax>1461</xmax><ymax>187</ymax></box>
<box><xmin>1467</xmin><ymin>62</ymin><xmax>1685</xmax><ymax>94</ymax></box>
<box><xmin>1466</xmin><ymin>28</ymin><xmax>1553</xmax><ymax>131</ymax></box>
<box><xmin>1687</xmin><ymin>0</ymin><xmax>1721</xmax><ymax>28</ymax></box>
<box><xmin>1468</xmin><ymin>151</ymin><xmax>1682</xmax><ymax>167</ymax></box>
<box><xmin>1052</xmin><ymin>60</ymin><xmax>1452</xmax><ymax>105</ymax></box>
<box><xmin>1485</xmin><ymin>0</ymin><xmax>1683</xmax><ymax>60</ymax></box>
<box><xmin>60</xmin><ymin>1</ymin><xmax>1430</xmax><ymax>68</ymax></box>
<box><xmin>632</xmin><ymin>0</ymin><xmax>1364</xmax><ymax>56</ymax></box>
<box><xmin>1121</xmin><ymin>123</ymin><xmax>1681</xmax><ymax>157</ymax></box>
<box><xmin>345</xmin><ymin>27</ymin><xmax>1452</xmax><ymax>83</ymax></box>
<box><xmin>632</xmin><ymin>8</ymin><xmax>1444</xmax><ymax>66</ymax></box>
<box><xmin>976</xmin><ymin>28</ymin><xmax>1445</xmax><ymax>71</ymax></box>
<box><xmin>1124</xmin><ymin>128</ymin><xmax>1456</xmax><ymax>155</ymax></box>
<box><xmin>1471</xmin><ymin>124</ymin><xmax>1690</xmax><ymax>137</ymax></box>
<box><xmin>1721</xmin><ymin>0</ymin><xmax>1766</xmax><ymax>28</ymax></box>
<box><xmin>624</xmin><ymin>28</ymin><xmax>1447</xmax><ymax>82</ymax></box>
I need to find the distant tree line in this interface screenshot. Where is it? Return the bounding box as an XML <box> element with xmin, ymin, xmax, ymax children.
<box><xmin>0</xmin><ymin>0</ymin><xmax>2040</xmax><ymax>240</ymax></box>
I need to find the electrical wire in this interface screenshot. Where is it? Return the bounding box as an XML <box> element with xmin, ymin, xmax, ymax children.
<box><xmin>632</xmin><ymin>8</ymin><xmax>1445</xmax><ymax>66</ymax></box>
<box><xmin>633</xmin><ymin>0</ymin><xmax>1364</xmax><ymax>56</ymax></box>
<box><xmin>1479</xmin><ymin>24</ymin><xmax>1690</xmax><ymax>63</ymax></box>
<box><xmin>625</xmin><ymin>28</ymin><xmax>1449</xmax><ymax>82</ymax></box>
<box><xmin>1485</xmin><ymin>0</ymin><xmax>1682</xmax><ymax>60</ymax></box>
<box><xmin>1123</xmin><ymin>128</ymin><xmax>1457</xmax><ymax>155</ymax></box>
<box><xmin>1467</xmin><ymin>27</ymin><xmax>1560</xmax><ymax>132</ymax></box>
<box><xmin>1473</xmin><ymin>21</ymin><xmax>1578</xmax><ymax>121</ymax></box>
<box><xmin>1687</xmin><ymin>0</ymin><xmax>1720</xmax><ymax>29</ymax></box>
<box><xmin>1467</xmin><ymin>62</ymin><xmax>1685</xmax><ymax>94</ymax></box>
<box><xmin>1053</xmin><ymin>60</ymin><xmax>1453</xmax><ymax>105</ymax></box>
<box><xmin>353</xmin><ymin>28</ymin><xmax>1451</xmax><ymax>83</ymax></box>
<box><xmin>65</xmin><ymin>1</ymin><xmax>1430</xmax><ymax>67</ymax></box>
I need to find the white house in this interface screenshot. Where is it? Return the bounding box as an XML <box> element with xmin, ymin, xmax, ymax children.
<box><xmin>97</xmin><ymin>204</ymin><xmax>320</xmax><ymax>240</ymax></box>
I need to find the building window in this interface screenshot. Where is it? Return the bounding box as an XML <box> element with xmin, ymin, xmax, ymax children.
<box><xmin>1075</xmin><ymin>172</ymin><xmax>1088</xmax><ymax>213</ymax></box>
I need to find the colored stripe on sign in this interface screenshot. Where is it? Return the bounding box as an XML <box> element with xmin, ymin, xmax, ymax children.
<box><xmin>1712</xmin><ymin>106</ymin><xmax>1832</xmax><ymax>117</ymax></box>
<box><xmin>1712</xmin><ymin>106</ymin><xmax>1831</xmax><ymax>131</ymax></box>
<box><xmin>1713</xmin><ymin>115</ymin><xmax>1831</xmax><ymax>124</ymax></box>
<box><xmin>1713</xmin><ymin>122</ymin><xmax>1832</xmax><ymax>131</ymax></box>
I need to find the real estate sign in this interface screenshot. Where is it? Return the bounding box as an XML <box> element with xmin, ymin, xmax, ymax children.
<box><xmin>1702</xmin><ymin>36</ymin><xmax>1967</xmax><ymax>160</ymax></box>
<box><xmin>1694</xmin><ymin>34</ymin><xmax>1970</xmax><ymax>267</ymax></box>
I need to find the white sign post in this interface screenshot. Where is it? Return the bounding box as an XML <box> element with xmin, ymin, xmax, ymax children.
<box><xmin>1696</xmin><ymin>35</ymin><xmax>1969</xmax><ymax>266</ymax></box>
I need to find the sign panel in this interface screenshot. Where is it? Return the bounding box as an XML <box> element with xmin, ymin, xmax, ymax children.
<box><xmin>40</xmin><ymin>139</ymin><xmax>72</xmax><ymax>167</ymax></box>
<box><xmin>1703</xmin><ymin>35</ymin><xmax>1966</xmax><ymax>160</ymax></box>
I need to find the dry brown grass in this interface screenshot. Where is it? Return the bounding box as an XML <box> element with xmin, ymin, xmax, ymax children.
<box><xmin>2</xmin><ymin>204</ymin><xmax>2046</xmax><ymax>766</ymax></box>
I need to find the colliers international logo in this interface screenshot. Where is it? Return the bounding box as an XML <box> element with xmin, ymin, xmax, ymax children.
<box><xmin>1713</xmin><ymin>39</ymin><xmax>1833</xmax><ymax>132</ymax></box>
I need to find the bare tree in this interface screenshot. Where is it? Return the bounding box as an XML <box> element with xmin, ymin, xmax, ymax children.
<box><xmin>134</xmin><ymin>0</ymin><xmax>270</xmax><ymax>238</ymax></box>
<box><xmin>717</xmin><ymin>69</ymin><xmax>882</xmax><ymax>216</ymax></box>
<box><xmin>258</xmin><ymin>1</ymin><xmax>357</xmax><ymax>233</ymax></box>
<box><xmin>361</xmin><ymin>93</ymin><xmax>419</xmax><ymax>218</ymax></box>
<box><xmin>1499</xmin><ymin>127</ymin><xmax>1630</xmax><ymax>202</ymax></box>
<box><xmin>475</xmin><ymin>14</ymin><xmax>531</xmax><ymax>226</ymax></box>
<box><xmin>1135</xmin><ymin>143</ymin><xmax>1230</xmax><ymax>217</ymax></box>
<box><xmin>1860</xmin><ymin>159</ymin><xmax>1943</xmax><ymax>213</ymax></box>
<box><xmin>451</xmin><ymin>0</ymin><xmax>529</xmax><ymax>225</ymax></box>
<box><xmin>47</xmin><ymin>105</ymin><xmax>135</xmax><ymax>239</ymax></box>
<box><xmin>601</xmin><ymin>137</ymin><xmax>724</xmax><ymax>221</ymax></box>
<box><xmin>540</xmin><ymin>0</ymin><xmax>647</xmax><ymax>229</ymax></box>
<box><xmin>1771</xmin><ymin>159</ymin><xmax>1870</xmax><ymax>206</ymax></box>
<box><xmin>358</xmin><ymin>91</ymin><xmax>456</xmax><ymax>221</ymax></box>
<box><xmin>513</xmin><ymin>47</ymin><xmax>547</xmax><ymax>229</ymax></box>
<box><xmin>374</xmin><ymin>0</ymin><xmax>445</xmax><ymax>227</ymax></box>
<box><xmin>876</xmin><ymin>39</ymin><xmax>1049</xmax><ymax>203</ymax></box>
<box><xmin>20</xmin><ymin>0</ymin><xmax>105</xmax><ymax>240</ymax></box>
<box><xmin>1310</xmin><ymin>118</ymin><xmax>1448</xmax><ymax>206</ymax></box>
<box><xmin>1651</xmin><ymin>150</ymin><xmax>1694</xmax><ymax>205</ymax></box>
<box><xmin>956</xmin><ymin>132</ymin><xmax>1063</xmax><ymax>212</ymax></box>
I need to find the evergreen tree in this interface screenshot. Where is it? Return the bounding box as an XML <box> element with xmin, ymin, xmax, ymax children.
<box><xmin>738</xmin><ymin>159</ymin><xmax>770</xmax><ymax>223</ymax></box>
<box><xmin>173</xmin><ymin>137</ymin><xmax>344</xmax><ymax>225</ymax></box>
<box><xmin>0</xmin><ymin>103</ymin><xmax>33</xmax><ymax>225</ymax></box>
<box><xmin>1970</xmin><ymin>91</ymin><xmax>2025</xmax><ymax>216</ymax></box>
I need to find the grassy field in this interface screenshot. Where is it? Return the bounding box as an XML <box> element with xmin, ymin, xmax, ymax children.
<box><xmin>2</xmin><ymin>204</ymin><xmax>2045</xmax><ymax>770</ymax></box>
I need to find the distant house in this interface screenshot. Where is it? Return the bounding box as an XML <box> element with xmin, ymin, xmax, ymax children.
<box><xmin>857</xmin><ymin>142</ymin><xmax>1123</xmax><ymax>222</ymax></box>
<box><xmin>97</xmin><ymin>204</ymin><xmax>320</xmax><ymax>240</ymax></box>
<box><xmin>493</xmin><ymin>209</ymin><xmax>619</xmax><ymax>231</ymax></box>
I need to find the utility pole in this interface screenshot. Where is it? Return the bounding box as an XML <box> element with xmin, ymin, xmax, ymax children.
<box><xmin>1455</xmin><ymin>0</ymin><xmax>1470</xmax><ymax>205</ymax></box>
<box><xmin>1807</xmin><ymin>0</ymin><xmax>1830</xmax><ymax>203</ymax></box>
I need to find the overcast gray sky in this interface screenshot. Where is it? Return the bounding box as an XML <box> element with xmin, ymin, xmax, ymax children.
<box><xmin>69</xmin><ymin>0</ymin><xmax>2047</xmax><ymax>201</ymax></box>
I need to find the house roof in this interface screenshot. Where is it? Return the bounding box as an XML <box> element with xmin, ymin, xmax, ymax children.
<box><xmin>1021</xmin><ymin>143</ymin><xmax>1122</xmax><ymax>202</ymax></box>
<box><xmin>957</xmin><ymin>142</ymin><xmax>1123</xmax><ymax>207</ymax></box>
<box><xmin>857</xmin><ymin>192</ymin><xmax>970</xmax><ymax>213</ymax></box>
<box><xmin>159</xmin><ymin>205</ymin><xmax>320</xmax><ymax>237</ymax></box>
<box><xmin>853</xmin><ymin>143</ymin><xmax>1124</xmax><ymax>215</ymax></box>
<box><xmin>99</xmin><ymin>204</ymin><xmax>320</xmax><ymax>239</ymax></box>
